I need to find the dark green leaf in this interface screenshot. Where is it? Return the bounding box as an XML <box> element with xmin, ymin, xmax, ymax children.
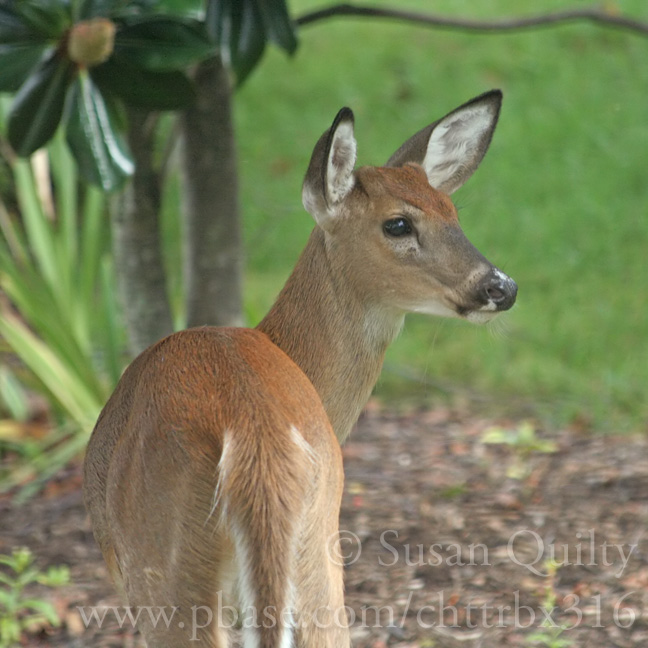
<box><xmin>0</xmin><ymin>4</ymin><xmax>53</xmax><ymax>90</ymax></box>
<box><xmin>204</xmin><ymin>0</ymin><xmax>228</xmax><ymax>43</ymax></box>
<box><xmin>7</xmin><ymin>53</ymin><xmax>75</xmax><ymax>156</ymax></box>
<box><xmin>155</xmin><ymin>0</ymin><xmax>204</xmax><ymax>18</ymax></box>
<box><xmin>229</xmin><ymin>1</ymin><xmax>266</xmax><ymax>83</ymax></box>
<box><xmin>92</xmin><ymin>56</ymin><xmax>196</xmax><ymax>109</ymax></box>
<box><xmin>0</xmin><ymin>5</ymin><xmax>40</xmax><ymax>41</ymax></box>
<box><xmin>13</xmin><ymin>0</ymin><xmax>72</xmax><ymax>39</ymax></box>
<box><xmin>206</xmin><ymin>0</ymin><xmax>266</xmax><ymax>84</ymax></box>
<box><xmin>65</xmin><ymin>71</ymin><xmax>134</xmax><ymax>191</ymax></box>
<box><xmin>257</xmin><ymin>0</ymin><xmax>297</xmax><ymax>54</ymax></box>
<box><xmin>205</xmin><ymin>0</ymin><xmax>297</xmax><ymax>83</ymax></box>
<box><xmin>0</xmin><ymin>44</ymin><xmax>48</xmax><ymax>92</ymax></box>
<box><xmin>79</xmin><ymin>0</ymin><xmax>203</xmax><ymax>21</ymax></box>
<box><xmin>114</xmin><ymin>17</ymin><xmax>213</xmax><ymax>71</ymax></box>
<box><xmin>77</xmin><ymin>0</ymin><xmax>141</xmax><ymax>20</ymax></box>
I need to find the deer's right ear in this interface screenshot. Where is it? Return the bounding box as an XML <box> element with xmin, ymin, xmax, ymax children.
<box><xmin>302</xmin><ymin>108</ymin><xmax>357</xmax><ymax>229</ymax></box>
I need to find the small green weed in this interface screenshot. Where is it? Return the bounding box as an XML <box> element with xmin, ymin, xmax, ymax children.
<box><xmin>440</xmin><ymin>483</ymin><xmax>468</xmax><ymax>499</ymax></box>
<box><xmin>526</xmin><ymin>559</ymin><xmax>574</xmax><ymax>648</ymax></box>
<box><xmin>481</xmin><ymin>421</ymin><xmax>557</xmax><ymax>479</ymax></box>
<box><xmin>0</xmin><ymin>548</ymin><xmax>70</xmax><ymax>648</ymax></box>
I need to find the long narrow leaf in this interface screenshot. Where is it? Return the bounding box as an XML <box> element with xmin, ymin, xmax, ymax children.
<box><xmin>0</xmin><ymin>196</ymin><xmax>29</xmax><ymax>265</ymax></box>
<box><xmin>12</xmin><ymin>159</ymin><xmax>58</xmax><ymax>291</ymax></box>
<box><xmin>0</xmin><ymin>311</ymin><xmax>102</xmax><ymax>427</ymax></box>
<box><xmin>0</xmin><ymin>125</ymin><xmax>125</xmax><ymax>496</ymax></box>
<box><xmin>49</xmin><ymin>132</ymin><xmax>79</xmax><ymax>266</ymax></box>
<box><xmin>99</xmin><ymin>257</ymin><xmax>125</xmax><ymax>385</ymax></box>
<box><xmin>48</xmin><ymin>133</ymin><xmax>85</xmax><ymax>346</ymax></box>
<box><xmin>79</xmin><ymin>185</ymin><xmax>106</xmax><ymax>315</ymax></box>
<box><xmin>0</xmin><ymin>267</ymin><xmax>105</xmax><ymax>399</ymax></box>
<box><xmin>0</xmin><ymin>367</ymin><xmax>30</xmax><ymax>422</ymax></box>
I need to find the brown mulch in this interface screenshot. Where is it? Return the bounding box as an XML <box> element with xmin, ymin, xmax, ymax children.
<box><xmin>1</xmin><ymin>404</ymin><xmax>647</xmax><ymax>647</ymax></box>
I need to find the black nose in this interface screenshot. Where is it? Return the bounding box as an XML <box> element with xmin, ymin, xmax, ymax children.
<box><xmin>483</xmin><ymin>275</ymin><xmax>517</xmax><ymax>311</ymax></box>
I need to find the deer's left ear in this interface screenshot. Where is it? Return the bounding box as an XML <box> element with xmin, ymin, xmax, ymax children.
<box><xmin>302</xmin><ymin>107</ymin><xmax>357</xmax><ymax>229</ymax></box>
<box><xmin>386</xmin><ymin>90</ymin><xmax>502</xmax><ymax>195</ymax></box>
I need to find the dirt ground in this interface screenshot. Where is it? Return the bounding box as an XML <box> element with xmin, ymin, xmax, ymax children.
<box><xmin>1</xmin><ymin>403</ymin><xmax>647</xmax><ymax>647</ymax></box>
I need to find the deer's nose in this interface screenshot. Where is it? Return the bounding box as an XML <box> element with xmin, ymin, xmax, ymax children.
<box><xmin>483</xmin><ymin>274</ymin><xmax>517</xmax><ymax>311</ymax></box>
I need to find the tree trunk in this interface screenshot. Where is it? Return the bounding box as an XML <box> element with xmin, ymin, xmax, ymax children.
<box><xmin>181</xmin><ymin>57</ymin><xmax>243</xmax><ymax>328</ymax></box>
<box><xmin>111</xmin><ymin>108</ymin><xmax>174</xmax><ymax>356</ymax></box>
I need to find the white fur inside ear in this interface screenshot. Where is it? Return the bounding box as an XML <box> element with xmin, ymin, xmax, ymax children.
<box><xmin>326</xmin><ymin>120</ymin><xmax>356</xmax><ymax>204</ymax></box>
<box><xmin>424</xmin><ymin>104</ymin><xmax>495</xmax><ymax>194</ymax></box>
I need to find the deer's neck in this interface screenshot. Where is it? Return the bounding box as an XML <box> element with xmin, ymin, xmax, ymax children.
<box><xmin>257</xmin><ymin>227</ymin><xmax>404</xmax><ymax>442</ymax></box>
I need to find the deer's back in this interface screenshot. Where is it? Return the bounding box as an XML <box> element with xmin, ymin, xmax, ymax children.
<box><xmin>83</xmin><ymin>326</ymin><xmax>339</xmax><ymax>610</ymax></box>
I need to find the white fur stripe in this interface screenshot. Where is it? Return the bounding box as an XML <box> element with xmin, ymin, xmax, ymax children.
<box><xmin>232</xmin><ymin>521</ymin><xmax>260</xmax><ymax>648</ymax></box>
<box><xmin>278</xmin><ymin>580</ymin><xmax>295</xmax><ymax>648</ymax></box>
<box><xmin>290</xmin><ymin>425</ymin><xmax>317</xmax><ymax>464</ymax></box>
<box><xmin>208</xmin><ymin>430</ymin><xmax>232</xmax><ymax>523</ymax></box>
<box><xmin>233</xmin><ymin>522</ymin><xmax>295</xmax><ymax>648</ymax></box>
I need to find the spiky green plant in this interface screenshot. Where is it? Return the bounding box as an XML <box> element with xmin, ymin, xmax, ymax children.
<box><xmin>0</xmin><ymin>100</ymin><xmax>125</xmax><ymax>496</ymax></box>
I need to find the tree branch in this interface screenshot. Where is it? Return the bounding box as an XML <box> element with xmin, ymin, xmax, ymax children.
<box><xmin>295</xmin><ymin>4</ymin><xmax>648</xmax><ymax>37</ymax></box>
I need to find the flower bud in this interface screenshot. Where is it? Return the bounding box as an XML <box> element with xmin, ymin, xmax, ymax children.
<box><xmin>68</xmin><ymin>18</ymin><xmax>116</xmax><ymax>67</ymax></box>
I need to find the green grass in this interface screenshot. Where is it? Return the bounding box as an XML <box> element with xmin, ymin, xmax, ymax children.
<box><xmin>231</xmin><ymin>0</ymin><xmax>648</xmax><ymax>433</ymax></box>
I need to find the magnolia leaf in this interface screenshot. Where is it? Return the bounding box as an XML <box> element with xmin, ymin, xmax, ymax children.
<box><xmin>13</xmin><ymin>1</ymin><xmax>71</xmax><ymax>39</ymax></box>
<box><xmin>114</xmin><ymin>17</ymin><xmax>213</xmax><ymax>71</ymax></box>
<box><xmin>77</xmin><ymin>0</ymin><xmax>128</xmax><ymax>20</ymax></box>
<box><xmin>206</xmin><ymin>0</ymin><xmax>266</xmax><ymax>84</ymax></box>
<box><xmin>65</xmin><ymin>71</ymin><xmax>134</xmax><ymax>191</ymax></box>
<box><xmin>152</xmin><ymin>0</ymin><xmax>205</xmax><ymax>18</ymax></box>
<box><xmin>257</xmin><ymin>0</ymin><xmax>297</xmax><ymax>54</ymax></box>
<box><xmin>0</xmin><ymin>43</ymin><xmax>48</xmax><ymax>92</ymax></box>
<box><xmin>7</xmin><ymin>53</ymin><xmax>75</xmax><ymax>156</ymax></box>
<box><xmin>92</xmin><ymin>57</ymin><xmax>196</xmax><ymax>109</ymax></box>
<box><xmin>206</xmin><ymin>0</ymin><xmax>297</xmax><ymax>83</ymax></box>
<box><xmin>0</xmin><ymin>5</ymin><xmax>50</xmax><ymax>91</ymax></box>
<box><xmin>0</xmin><ymin>5</ymin><xmax>41</xmax><ymax>40</ymax></box>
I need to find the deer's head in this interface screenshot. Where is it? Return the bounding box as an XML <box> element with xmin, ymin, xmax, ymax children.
<box><xmin>302</xmin><ymin>90</ymin><xmax>517</xmax><ymax>324</ymax></box>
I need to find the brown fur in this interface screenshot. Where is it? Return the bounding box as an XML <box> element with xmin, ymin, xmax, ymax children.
<box><xmin>371</xmin><ymin>164</ymin><xmax>458</xmax><ymax>222</ymax></box>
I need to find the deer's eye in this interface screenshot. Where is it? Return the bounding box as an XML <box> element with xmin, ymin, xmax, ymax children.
<box><xmin>383</xmin><ymin>217</ymin><xmax>413</xmax><ymax>237</ymax></box>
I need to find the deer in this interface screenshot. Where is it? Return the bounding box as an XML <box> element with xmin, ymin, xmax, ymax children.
<box><xmin>84</xmin><ymin>89</ymin><xmax>517</xmax><ymax>648</ymax></box>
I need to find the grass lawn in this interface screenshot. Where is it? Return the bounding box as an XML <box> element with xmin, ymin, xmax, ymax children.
<box><xmin>233</xmin><ymin>0</ymin><xmax>648</xmax><ymax>433</ymax></box>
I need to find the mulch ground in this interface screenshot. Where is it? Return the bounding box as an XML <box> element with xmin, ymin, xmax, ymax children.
<box><xmin>1</xmin><ymin>403</ymin><xmax>647</xmax><ymax>647</ymax></box>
